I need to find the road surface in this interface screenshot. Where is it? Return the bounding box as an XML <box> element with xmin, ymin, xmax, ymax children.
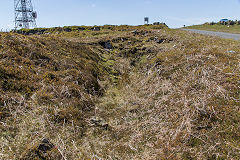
<box><xmin>182</xmin><ymin>29</ymin><xmax>240</xmax><ymax>40</ymax></box>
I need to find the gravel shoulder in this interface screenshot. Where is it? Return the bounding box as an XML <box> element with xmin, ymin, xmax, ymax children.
<box><xmin>182</xmin><ymin>28</ymin><xmax>240</xmax><ymax>40</ymax></box>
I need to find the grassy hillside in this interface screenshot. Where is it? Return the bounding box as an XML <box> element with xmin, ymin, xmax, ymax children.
<box><xmin>0</xmin><ymin>25</ymin><xmax>239</xmax><ymax>159</ymax></box>
<box><xmin>185</xmin><ymin>23</ymin><xmax>240</xmax><ymax>34</ymax></box>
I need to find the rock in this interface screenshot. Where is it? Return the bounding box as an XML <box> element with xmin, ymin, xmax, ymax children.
<box><xmin>38</xmin><ymin>139</ymin><xmax>55</xmax><ymax>153</ymax></box>
<box><xmin>90</xmin><ymin>117</ymin><xmax>109</xmax><ymax>130</ymax></box>
<box><xmin>131</xmin><ymin>30</ymin><xmax>149</xmax><ymax>36</ymax></box>
<box><xmin>196</xmin><ymin>125</ymin><xmax>212</xmax><ymax>130</ymax></box>
<box><xmin>112</xmin><ymin>37</ymin><xmax>128</xmax><ymax>43</ymax></box>
<box><xmin>131</xmin><ymin>30</ymin><xmax>138</xmax><ymax>35</ymax></box>
<box><xmin>16</xmin><ymin>29</ymin><xmax>47</xmax><ymax>35</ymax></box>
<box><xmin>151</xmin><ymin>37</ymin><xmax>173</xmax><ymax>44</ymax></box>
<box><xmin>155</xmin><ymin>39</ymin><xmax>165</xmax><ymax>44</ymax></box>
<box><xmin>77</xmin><ymin>27</ymin><xmax>85</xmax><ymax>31</ymax></box>
<box><xmin>99</xmin><ymin>40</ymin><xmax>113</xmax><ymax>49</ymax></box>
<box><xmin>154</xmin><ymin>37</ymin><xmax>165</xmax><ymax>43</ymax></box>
<box><xmin>129</xmin><ymin>47</ymin><xmax>138</xmax><ymax>54</ymax></box>
<box><xmin>92</xmin><ymin>27</ymin><xmax>101</xmax><ymax>31</ymax></box>
<box><xmin>20</xmin><ymin>138</ymin><xmax>62</xmax><ymax>160</ymax></box>
<box><xmin>63</xmin><ymin>27</ymin><xmax>72</xmax><ymax>32</ymax></box>
<box><xmin>153</xmin><ymin>22</ymin><xmax>160</xmax><ymax>25</ymax></box>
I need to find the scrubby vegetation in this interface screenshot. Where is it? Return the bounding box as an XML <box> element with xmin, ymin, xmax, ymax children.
<box><xmin>0</xmin><ymin>24</ymin><xmax>239</xmax><ymax>159</ymax></box>
<box><xmin>185</xmin><ymin>22</ymin><xmax>240</xmax><ymax>34</ymax></box>
<box><xmin>14</xmin><ymin>24</ymin><xmax>167</xmax><ymax>35</ymax></box>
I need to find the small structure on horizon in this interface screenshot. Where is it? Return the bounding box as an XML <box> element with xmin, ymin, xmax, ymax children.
<box><xmin>144</xmin><ymin>17</ymin><xmax>149</xmax><ymax>24</ymax></box>
<box><xmin>220</xmin><ymin>19</ymin><xmax>229</xmax><ymax>23</ymax></box>
<box><xmin>219</xmin><ymin>19</ymin><xmax>229</xmax><ymax>25</ymax></box>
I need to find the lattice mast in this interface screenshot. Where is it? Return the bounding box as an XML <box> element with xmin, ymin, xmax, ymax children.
<box><xmin>14</xmin><ymin>0</ymin><xmax>37</xmax><ymax>29</ymax></box>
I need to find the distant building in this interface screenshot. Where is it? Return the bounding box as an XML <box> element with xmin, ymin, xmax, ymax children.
<box><xmin>220</xmin><ymin>19</ymin><xmax>229</xmax><ymax>24</ymax></box>
<box><xmin>220</xmin><ymin>19</ymin><xmax>229</xmax><ymax>22</ymax></box>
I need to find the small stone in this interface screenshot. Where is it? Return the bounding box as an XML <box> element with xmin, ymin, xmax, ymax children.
<box><xmin>90</xmin><ymin>117</ymin><xmax>109</xmax><ymax>130</ymax></box>
<box><xmin>38</xmin><ymin>138</ymin><xmax>55</xmax><ymax>153</ymax></box>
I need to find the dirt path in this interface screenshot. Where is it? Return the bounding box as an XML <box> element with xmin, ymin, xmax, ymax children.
<box><xmin>182</xmin><ymin>29</ymin><xmax>240</xmax><ymax>40</ymax></box>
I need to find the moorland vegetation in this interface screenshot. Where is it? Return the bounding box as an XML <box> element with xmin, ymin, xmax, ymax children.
<box><xmin>0</xmin><ymin>24</ymin><xmax>239</xmax><ymax>159</ymax></box>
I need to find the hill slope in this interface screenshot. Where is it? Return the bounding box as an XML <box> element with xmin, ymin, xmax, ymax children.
<box><xmin>0</xmin><ymin>25</ymin><xmax>239</xmax><ymax>159</ymax></box>
<box><xmin>185</xmin><ymin>23</ymin><xmax>240</xmax><ymax>34</ymax></box>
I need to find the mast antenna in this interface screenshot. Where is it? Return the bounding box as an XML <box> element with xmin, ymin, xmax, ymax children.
<box><xmin>14</xmin><ymin>0</ymin><xmax>37</xmax><ymax>29</ymax></box>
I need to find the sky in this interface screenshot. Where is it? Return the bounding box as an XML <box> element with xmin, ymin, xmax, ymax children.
<box><xmin>1</xmin><ymin>0</ymin><xmax>240</xmax><ymax>30</ymax></box>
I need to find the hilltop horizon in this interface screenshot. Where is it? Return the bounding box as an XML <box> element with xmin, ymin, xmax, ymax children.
<box><xmin>2</xmin><ymin>0</ymin><xmax>240</xmax><ymax>30</ymax></box>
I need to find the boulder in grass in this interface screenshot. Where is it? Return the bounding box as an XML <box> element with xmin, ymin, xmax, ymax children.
<box><xmin>92</xmin><ymin>27</ymin><xmax>101</xmax><ymax>31</ymax></box>
<box><xmin>20</xmin><ymin>138</ymin><xmax>62</xmax><ymax>160</ymax></box>
<box><xmin>99</xmin><ymin>40</ymin><xmax>113</xmax><ymax>49</ymax></box>
<box><xmin>63</xmin><ymin>27</ymin><xmax>72</xmax><ymax>32</ymax></box>
<box><xmin>153</xmin><ymin>22</ymin><xmax>160</xmax><ymax>25</ymax></box>
<box><xmin>78</xmin><ymin>27</ymin><xmax>86</xmax><ymax>31</ymax></box>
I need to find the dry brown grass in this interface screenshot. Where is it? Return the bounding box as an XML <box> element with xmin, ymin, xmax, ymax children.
<box><xmin>0</xmin><ymin>26</ymin><xmax>239</xmax><ymax>159</ymax></box>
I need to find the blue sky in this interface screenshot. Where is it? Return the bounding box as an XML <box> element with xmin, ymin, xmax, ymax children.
<box><xmin>1</xmin><ymin>0</ymin><xmax>240</xmax><ymax>30</ymax></box>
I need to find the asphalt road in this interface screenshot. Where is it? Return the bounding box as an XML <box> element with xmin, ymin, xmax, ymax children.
<box><xmin>182</xmin><ymin>29</ymin><xmax>240</xmax><ymax>40</ymax></box>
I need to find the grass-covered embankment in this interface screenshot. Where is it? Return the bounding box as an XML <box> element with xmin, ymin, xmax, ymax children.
<box><xmin>185</xmin><ymin>23</ymin><xmax>240</xmax><ymax>34</ymax></box>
